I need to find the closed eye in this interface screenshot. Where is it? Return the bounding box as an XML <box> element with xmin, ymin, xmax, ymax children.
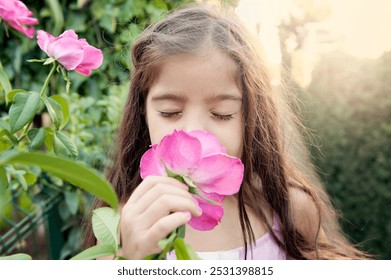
<box><xmin>159</xmin><ymin>111</ymin><xmax>182</xmax><ymax>118</ymax></box>
<box><xmin>211</xmin><ymin>113</ymin><xmax>234</xmax><ymax>121</ymax></box>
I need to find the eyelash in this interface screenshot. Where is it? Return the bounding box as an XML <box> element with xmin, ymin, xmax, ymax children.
<box><xmin>159</xmin><ymin>112</ymin><xmax>234</xmax><ymax>121</ymax></box>
<box><xmin>212</xmin><ymin>113</ymin><xmax>233</xmax><ymax>121</ymax></box>
<box><xmin>159</xmin><ymin>111</ymin><xmax>182</xmax><ymax>118</ymax></box>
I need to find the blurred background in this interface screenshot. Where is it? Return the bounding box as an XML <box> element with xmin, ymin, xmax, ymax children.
<box><xmin>0</xmin><ymin>0</ymin><xmax>390</xmax><ymax>259</ymax></box>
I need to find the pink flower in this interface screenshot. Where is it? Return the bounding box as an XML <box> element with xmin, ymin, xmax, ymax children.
<box><xmin>140</xmin><ymin>130</ymin><xmax>244</xmax><ymax>231</ymax></box>
<box><xmin>37</xmin><ymin>30</ymin><xmax>103</xmax><ymax>76</ymax></box>
<box><xmin>0</xmin><ymin>0</ymin><xmax>38</xmax><ymax>38</ymax></box>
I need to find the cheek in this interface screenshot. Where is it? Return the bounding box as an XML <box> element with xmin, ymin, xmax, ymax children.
<box><xmin>216</xmin><ymin>122</ymin><xmax>243</xmax><ymax>158</ymax></box>
<box><xmin>145</xmin><ymin>104</ymin><xmax>158</xmax><ymax>144</ymax></box>
<box><xmin>146</xmin><ymin>115</ymin><xmax>160</xmax><ymax>144</ymax></box>
<box><xmin>223</xmin><ymin>137</ymin><xmax>243</xmax><ymax>158</ymax></box>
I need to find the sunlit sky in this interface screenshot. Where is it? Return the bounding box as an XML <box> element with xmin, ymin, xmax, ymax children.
<box><xmin>236</xmin><ymin>0</ymin><xmax>391</xmax><ymax>64</ymax></box>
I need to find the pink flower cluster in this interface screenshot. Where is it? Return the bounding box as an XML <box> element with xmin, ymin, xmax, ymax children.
<box><xmin>1</xmin><ymin>1</ymin><xmax>103</xmax><ymax>76</ymax></box>
<box><xmin>37</xmin><ymin>30</ymin><xmax>103</xmax><ymax>76</ymax></box>
<box><xmin>0</xmin><ymin>0</ymin><xmax>38</xmax><ymax>38</ymax></box>
<box><xmin>140</xmin><ymin>130</ymin><xmax>244</xmax><ymax>231</ymax></box>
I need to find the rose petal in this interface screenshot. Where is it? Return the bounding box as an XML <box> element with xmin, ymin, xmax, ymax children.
<box><xmin>155</xmin><ymin>130</ymin><xmax>202</xmax><ymax>176</ymax></box>
<box><xmin>0</xmin><ymin>0</ymin><xmax>38</xmax><ymax>38</ymax></box>
<box><xmin>58</xmin><ymin>29</ymin><xmax>79</xmax><ymax>40</ymax></box>
<box><xmin>74</xmin><ymin>44</ymin><xmax>103</xmax><ymax>76</ymax></box>
<box><xmin>188</xmin><ymin>194</ymin><xmax>224</xmax><ymax>231</ymax></box>
<box><xmin>47</xmin><ymin>37</ymin><xmax>84</xmax><ymax>70</ymax></box>
<box><xmin>192</xmin><ymin>154</ymin><xmax>244</xmax><ymax>195</ymax></box>
<box><xmin>140</xmin><ymin>145</ymin><xmax>166</xmax><ymax>179</ymax></box>
<box><xmin>37</xmin><ymin>30</ymin><xmax>55</xmax><ymax>52</ymax></box>
<box><xmin>187</xmin><ymin>130</ymin><xmax>226</xmax><ymax>156</ymax></box>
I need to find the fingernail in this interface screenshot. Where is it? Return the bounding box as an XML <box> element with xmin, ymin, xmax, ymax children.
<box><xmin>184</xmin><ymin>211</ymin><xmax>192</xmax><ymax>219</ymax></box>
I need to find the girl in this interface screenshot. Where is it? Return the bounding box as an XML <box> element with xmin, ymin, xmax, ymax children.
<box><xmin>85</xmin><ymin>4</ymin><xmax>368</xmax><ymax>260</ymax></box>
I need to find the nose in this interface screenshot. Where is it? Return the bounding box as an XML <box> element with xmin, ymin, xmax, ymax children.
<box><xmin>182</xmin><ymin>113</ymin><xmax>206</xmax><ymax>132</ymax></box>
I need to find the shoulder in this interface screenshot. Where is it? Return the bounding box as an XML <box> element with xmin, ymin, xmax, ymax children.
<box><xmin>288</xmin><ymin>186</ymin><xmax>322</xmax><ymax>243</ymax></box>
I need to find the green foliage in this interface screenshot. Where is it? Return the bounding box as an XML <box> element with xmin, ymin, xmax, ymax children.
<box><xmin>92</xmin><ymin>207</ymin><xmax>120</xmax><ymax>249</ymax></box>
<box><xmin>0</xmin><ymin>0</ymin><xmax>192</xmax><ymax>259</ymax></box>
<box><xmin>0</xmin><ymin>253</ymin><xmax>32</xmax><ymax>260</ymax></box>
<box><xmin>302</xmin><ymin>51</ymin><xmax>391</xmax><ymax>259</ymax></box>
<box><xmin>0</xmin><ymin>151</ymin><xmax>119</xmax><ymax>210</ymax></box>
<box><xmin>70</xmin><ymin>244</ymin><xmax>116</xmax><ymax>260</ymax></box>
<box><xmin>71</xmin><ymin>207</ymin><xmax>119</xmax><ymax>260</ymax></box>
<box><xmin>174</xmin><ymin>238</ymin><xmax>201</xmax><ymax>260</ymax></box>
<box><xmin>9</xmin><ymin>91</ymin><xmax>41</xmax><ymax>133</ymax></box>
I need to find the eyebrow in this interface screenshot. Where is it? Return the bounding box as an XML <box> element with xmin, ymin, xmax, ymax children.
<box><xmin>206</xmin><ymin>93</ymin><xmax>242</xmax><ymax>103</ymax></box>
<box><xmin>151</xmin><ymin>93</ymin><xmax>186</xmax><ymax>102</ymax></box>
<box><xmin>151</xmin><ymin>92</ymin><xmax>242</xmax><ymax>103</ymax></box>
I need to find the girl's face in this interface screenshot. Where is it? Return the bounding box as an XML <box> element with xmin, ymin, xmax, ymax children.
<box><xmin>146</xmin><ymin>49</ymin><xmax>243</xmax><ymax>158</ymax></box>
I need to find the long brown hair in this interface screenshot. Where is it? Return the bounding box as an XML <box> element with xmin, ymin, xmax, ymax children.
<box><xmin>85</xmin><ymin>3</ymin><xmax>367</xmax><ymax>259</ymax></box>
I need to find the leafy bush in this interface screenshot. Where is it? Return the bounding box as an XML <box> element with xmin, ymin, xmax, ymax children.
<box><xmin>1</xmin><ymin>0</ymin><xmax>187</xmax><ymax>259</ymax></box>
<box><xmin>302</xmin><ymin>51</ymin><xmax>391</xmax><ymax>259</ymax></box>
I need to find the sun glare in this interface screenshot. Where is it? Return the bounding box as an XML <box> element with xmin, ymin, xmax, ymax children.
<box><xmin>236</xmin><ymin>0</ymin><xmax>391</xmax><ymax>60</ymax></box>
<box><xmin>235</xmin><ymin>0</ymin><xmax>391</xmax><ymax>86</ymax></box>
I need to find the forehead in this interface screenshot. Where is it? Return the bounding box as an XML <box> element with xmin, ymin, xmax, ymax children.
<box><xmin>149</xmin><ymin>48</ymin><xmax>241</xmax><ymax>97</ymax></box>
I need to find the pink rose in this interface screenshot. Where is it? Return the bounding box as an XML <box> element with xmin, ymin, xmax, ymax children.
<box><xmin>37</xmin><ymin>29</ymin><xmax>103</xmax><ymax>76</ymax></box>
<box><xmin>0</xmin><ymin>0</ymin><xmax>38</xmax><ymax>38</ymax></box>
<box><xmin>140</xmin><ymin>130</ymin><xmax>244</xmax><ymax>231</ymax></box>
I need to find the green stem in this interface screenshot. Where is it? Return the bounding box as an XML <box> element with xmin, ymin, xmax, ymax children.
<box><xmin>40</xmin><ymin>61</ymin><xmax>57</xmax><ymax>97</ymax></box>
<box><xmin>17</xmin><ymin>120</ymin><xmax>33</xmax><ymax>142</ymax></box>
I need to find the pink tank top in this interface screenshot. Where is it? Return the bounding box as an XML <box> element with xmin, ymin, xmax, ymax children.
<box><xmin>166</xmin><ymin>216</ymin><xmax>286</xmax><ymax>260</ymax></box>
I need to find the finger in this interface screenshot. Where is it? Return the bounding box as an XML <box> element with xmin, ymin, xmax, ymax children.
<box><xmin>143</xmin><ymin>211</ymin><xmax>192</xmax><ymax>254</ymax></box>
<box><xmin>129</xmin><ymin>176</ymin><xmax>188</xmax><ymax>202</ymax></box>
<box><xmin>131</xmin><ymin>182</ymin><xmax>195</xmax><ymax>215</ymax></box>
<box><xmin>138</xmin><ymin>194</ymin><xmax>201</xmax><ymax>229</ymax></box>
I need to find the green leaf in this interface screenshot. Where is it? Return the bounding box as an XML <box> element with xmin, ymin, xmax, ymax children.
<box><xmin>6</xmin><ymin>89</ymin><xmax>26</xmax><ymax>105</ymax></box>
<box><xmin>173</xmin><ymin>238</ymin><xmax>201</xmax><ymax>260</ymax></box>
<box><xmin>43</xmin><ymin>96</ymin><xmax>63</xmax><ymax>130</ymax></box>
<box><xmin>0</xmin><ymin>151</ymin><xmax>119</xmax><ymax>210</ymax></box>
<box><xmin>0</xmin><ymin>139</ymin><xmax>12</xmax><ymax>153</ymax></box>
<box><xmin>157</xmin><ymin>231</ymin><xmax>177</xmax><ymax>251</ymax></box>
<box><xmin>15</xmin><ymin>170</ymin><xmax>28</xmax><ymax>191</ymax></box>
<box><xmin>0</xmin><ymin>119</ymin><xmax>10</xmax><ymax>131</ymax></box>
<box><xmin>9</xmin><ymin>92</ymin><xmax>41</xmax><ymax>133</ymax></box>
<box><xmin>28</xmin><ymin>128</ymin><xmax>46</xmax><ymax>151</ymax></box>
<box><xmin>44</xmin><ymin>127</ymin><xmax>54</xmax><ymax>151</ymax></box>
<box><xmin>27</xmin><ymin>58</ymin><xmax>47</xmax><ymax>63</ymax></box>
<box><xmin>0</xmin><ymin>253</ymin><xmax>32</xmax><ymax>260</ymax></box>
<box><xmin>54</xmin><ymin>131</ymin><xmax>78</xmax><ymax>158</ymax></box>
<box><xmin>0</xmin><ymin>129</ymin><xmax>17</xmax><ymax>151</ymax></box>
<box><xmin>70</xmin><ymin>244</ymin><xmax>116</xmax><ymax>260</ymax></box>
<box><xmin>176</xmin><ymin>225</ymin><xmax>186</xmax><ymax>239</ymax></box>
<box><xmin>0</xmin><ymin>66</ymin><xmax>12</xmax><ymax>97</ymax></box>
<box><xmin>64</xmin><ymin>189</ymin><xmax>79</xmax><ymax>215</ymax></box>
<box><xmin>0</xmin><ymin>166</ymin><xmax>8</xmax><ymax>188</ymax></box>
<box><xmin>23</xmin><ymin>171</ymin><xmax>37</xmax><ymax>185</ymax></box>
<box><xmin>51</xmin><ymin>95</ymin><xmax>70</xmax><ymax>128</ymax></box>
<box><xmin>145</xmin><ymin>230</ymin><xmax>178</xmax><ymax>260</ymax></box>
<box><xmin>92</xmin><ymin>207</ymin><xmax>120</xmax><ymax>249</ymax></box>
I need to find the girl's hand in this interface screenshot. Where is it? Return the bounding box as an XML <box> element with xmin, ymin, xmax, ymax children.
<box><xmin>119</xmin><ymin>175</ymin><xmax>202</xmax><ymax>259</ymax></box>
